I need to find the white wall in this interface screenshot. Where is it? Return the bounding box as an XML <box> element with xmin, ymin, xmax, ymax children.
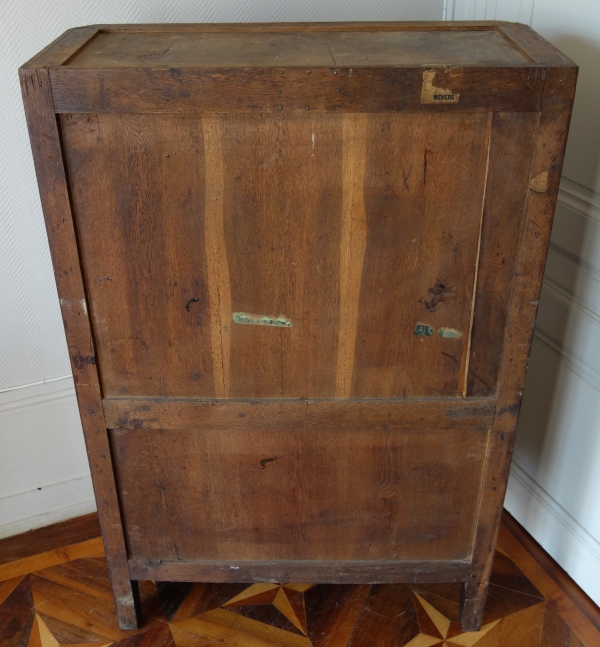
<box><xmin>0</xmin><ymin>2</ymin><xmax>444</xmax><ymax>537</ymax></box>
<box><xmin>451</xmin><ymin>0</ymin><xmax>600</xmax><ymax>607</ymax></box>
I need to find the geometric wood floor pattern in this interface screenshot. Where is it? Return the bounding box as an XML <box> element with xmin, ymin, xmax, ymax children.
<box><xmin>3</xmin><ymin>510</ymin><xmax>599</xmax><ymax>647</ymax></box>
<box><xmin>0</xmin><ymin>545</ymin><xmax>584</xmax><ymax>647</ymax></box>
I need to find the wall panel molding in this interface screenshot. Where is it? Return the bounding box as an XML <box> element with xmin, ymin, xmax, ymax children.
<box><xmin>0</xmin><ymin>476</ymin><xmax>96</xmax><ymax>540</ymax></box>
<box><xmin>0</xmin><ymin>377</ymin><xmax>94</xmax><ymax>539</ymax></box>
<box><xmin>506</xmin><ymin>460</ymin><xmax>600</xmax><ymax>606</ymax></box>
<box><xmin>559</xmin><ymin>177</ymin><xmax>600</xmax><ymax>225</ymax></box>
<box><xmin>509</xmin><ymin>173</ymin><xmax>600</xmax><ymax>606</ymax></box>
<box><xmin>449</xmin><ymin>0</ymin><xmax>534</xmax><ymax>22</ymax></box>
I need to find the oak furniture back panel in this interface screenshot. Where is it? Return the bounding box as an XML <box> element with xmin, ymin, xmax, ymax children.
<box><xmin>20</xmin><ymin>21</ymin><xmax>576</xmax><ymax>632</ymax></box>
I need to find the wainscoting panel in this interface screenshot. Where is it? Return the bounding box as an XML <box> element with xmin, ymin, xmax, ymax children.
<box><xmin>506</xmin><ymin>180</ymin><xmax>600</xmax><ymax>607</ymax></box>
<box><xmin>0</xmin><ymin>378</ymin><xmax>95</xmax><ymax>539</ymax></box>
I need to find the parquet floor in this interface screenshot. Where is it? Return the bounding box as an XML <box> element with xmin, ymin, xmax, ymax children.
<box><xmin>1</xmin><ymin>520</ymin><xmax>598</xmax><ymax>647</ymax></box>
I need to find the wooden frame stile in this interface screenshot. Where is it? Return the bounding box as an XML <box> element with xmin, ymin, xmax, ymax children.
<box><xmin>19</xmin><ymin>28</ymin><xmax>140</xmax><ymax>630</ymax></box>
<box><xmin>459</xmin><ymin>62</ymin><xmax>578</xmax><ymax>628</ymax></box>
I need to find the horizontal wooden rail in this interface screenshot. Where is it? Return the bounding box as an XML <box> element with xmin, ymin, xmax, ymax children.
<box><xmin>103</xmin><ymin>396</ymin><xmax>495</xmax><ymax>431</ymax></box>
<box><xmin>49</xmin><ymin>67</ymin><xmax>544</xmax><ymax>114</ymax></box>
<box><xmin>128</xmin><ymin>557</ymin><xmax>472</xmax><ymax>583</ymax></box>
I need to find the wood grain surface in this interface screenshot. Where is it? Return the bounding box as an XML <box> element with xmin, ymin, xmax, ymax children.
<box><xmin>19</xmin><ymin>67</ymin><xmax>138</xmax><ymax>630</ymax></box>
<box><xmin>110</xmin><ymin>423</ymin><xmax>489</xmax><ymax>562</ymax></box>
<box><xmin>61</xmin><ymin>111</ymin><xmax>492</xmax><ymax>399</ymax></box>
<box><xmin>21</xmin><ymin>21</ymin><xmax>578</xmax><ymax>634</ymax></box>
<box><xmin>2</xmin><ymin>515</ymin><xmax>599</xmax><ymax>646</ymax></box>
<box><xmin>50</xmin><ymin>66</ymin><xmax>546</xmax><ymax>114</ymax></box>
<box><xmin>65</xmin><ymin>29</ymin><xmax>530</xmax><ymax>68</ymax></box>
<box><xmin>103</xmin><ymin>397</ymin><xmax>495</xmax><ymax>431</ymax></box>
<box><xmin>467</xmin><ymin>111</ymin><xmax>539</xmax><ymax>396</ymax></box>
<box><xmin>459</xmin><ymin>65</ymin><xmax>578</xmax><ymax>630</ymax></box>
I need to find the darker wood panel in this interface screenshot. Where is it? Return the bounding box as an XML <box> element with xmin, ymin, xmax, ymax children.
<box><xmin>61</xmin><ymin>113</ymin><xmax>216</xmax><ymax>398</ymax></box>
<box><xmin>110</xmin><ymin>624</ymin><xmax>177</xmax><ymax>647</ymax></box>
<box><xmin>0</xmin><ymin>513</ymin><xmax>100</xmax><ymax>568</ymax></box>
<box><xmin>111</xmin><ymin>425</ymin><xmax>489</xmax><ymax>562</ymax></box>
<box><xmin>467</xmin><ymin>112</ymin><xmax>539</xmax><ymax>396</ymax></box>
<box><xmin>29</xmin><ymin>574</ymin><xmax>153</xmax><ymax>641</ymax></box>
<box><xmin>128</xmin><ymin>559</ymin><xmax>472</xmax><ymax>584</ymax></box>
<box><xmin>103</xmin><ymin>397</ymin><xmax>495</xmax><ymax>431</ymax></box>
<box><xmin>35</xmin><ymin>557</ymin><xmax>114</xmax><ymax>603</ymax></box>
<box><xmin>352</xmin><ymin>112</ymin><xmax>491</xmax><ymax>398</ymax></box>
<box><xmin>49</xmin><ymin>67</ymin><xmax>545</xmax><ymax>114</ymax></box>
<box><xmin>19</xmin><ymin>68</ymin><xmax>137</xmax><ymax>630</ymax></box>
<box><xmin>460</xmin><ymin>66</ymin><xmax>578</xmax><ymax>631</ymax></box>
<box><xmin>220</xmin><ymin>113</ymin><xmax>342</xmax><ymax>398</ymax></box>
<box><xmin>305</xmin><ymin>584</ymin><xmax>371</xmax><ymax>646</ymax></box>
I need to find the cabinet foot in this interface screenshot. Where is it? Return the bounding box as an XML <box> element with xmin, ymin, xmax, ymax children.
<box><xmin>459</xmin><ymin>577</ymin><xmax>489</xmax><ymax>632</ymax></box>
<box><xmin>115</xmin><ymin>580</ymin><xmax>141</xmax><ymax>631</ymax></box>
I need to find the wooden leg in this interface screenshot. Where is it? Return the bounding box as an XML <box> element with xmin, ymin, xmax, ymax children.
<box><xmin>114</xmin><ymin>578</ymin><xmax>140</xmax><ymax>631</ymax></box>
<box><xmin>459</xmin><ymin>574</ymin><xmax>490</xmax><ymax>632</ymax></box>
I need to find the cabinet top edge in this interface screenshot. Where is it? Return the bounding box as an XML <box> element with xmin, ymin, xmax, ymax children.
<box><xmin>20</xmin><ymin>22</ymin><xmax>576</xmax><ymax>71</ymax></box>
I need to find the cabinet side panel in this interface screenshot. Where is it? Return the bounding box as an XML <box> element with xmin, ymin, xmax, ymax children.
<box><xmin>467</xmin><ymin>112</ymin><xmax>539</xmax><ymax>396</ymax></box>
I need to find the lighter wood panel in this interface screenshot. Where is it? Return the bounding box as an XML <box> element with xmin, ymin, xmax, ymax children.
<box><xmin>336</xmin><ymin>114</ymin><xmax>368</xmax><ymax>398</ymax></box>
<box><xmin>220</xmin><ymin>113</ymin><xmax>342</xmax><ymax>398</ymax></box>
<box><xmin>203</xmin><ymin>117</ymin><xmax>232</xmax><ymax>398</ymax></box>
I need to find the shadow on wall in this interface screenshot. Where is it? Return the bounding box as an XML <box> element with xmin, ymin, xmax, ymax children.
<box><xmin>510</xmin><ymin>33</ymin><xmax>600</xmax><ymax>593</ymax></box>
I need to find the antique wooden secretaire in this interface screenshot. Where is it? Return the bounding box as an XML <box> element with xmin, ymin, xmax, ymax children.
<box><xmin>20</xmin><ymin>21</ymin><xmax>577</xmax><ymax>631</ymax></box>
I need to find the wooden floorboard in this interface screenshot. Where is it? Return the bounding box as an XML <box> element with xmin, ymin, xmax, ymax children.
<box><xmin>502</xmin><ymin>510</ymin><xmax>600</xmax><ymax>634</ymax></box>
<box><xmin>0</xmin><ymin>510</ymin><xmax>598</xmax><ymax>646</ymax></box>
<box><xmin>0</xmin><ymin>512</ymin><xmax>101</xmax><ymax>567</ymax></box>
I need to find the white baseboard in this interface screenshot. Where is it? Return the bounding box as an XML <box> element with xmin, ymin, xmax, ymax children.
<box><xmin>0</xmin><ymin>475</ymin><xmax>97</xmax><ymax>540</ymax></box>
<box><xmin>505</xmin><ymin>460</ymin><xmax>600</xmax><ymax>606</ymax></box>
<box><xmin>0</xmin><ymin>375</ymin><xmax>97</xmax><ymax>539</ymax></box>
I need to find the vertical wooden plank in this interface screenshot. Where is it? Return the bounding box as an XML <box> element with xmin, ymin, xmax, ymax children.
<box><xmin>277</xmin><ymin>114</ymin><xmax>343</xmax><ymax>399</ymax></box>
<box><xmin>219</xmin><ymin>114</ymin><xmax>289</xmax><ymax>397</ymax></box>
<box><xmin>19</xmin><ymin>69</ymin><xmax>138</xmax><ymax>630</ymax></box>
<box><xmin>336</xmin><ymin>114</ymin><xmax>368</xmax><ymax>398</ymax></box>
<box><xmin>467</xmin><ymin>112</ymin><xmax>539</xmax><ymax>396</ymax></box>
<box><xmin>221</xmin><ymin>113</ymin><xmax>343</xmax><ymax>398</ymax></box>
<box><xmin>352</xmin><ymin>112</ymin><xmax>491</xmax><ymax>398</ymax></box>
<box><xmin>460</xmin><ymin>66</ymin><xmax>578</xmax><ymax>632</ymax></box>
<box><xmin>403</xmin><ymin>113</ymin><xmax>492</xmax><ymax>398</ymax></box>
<box><xmin>203</xmin><ymin>117</ymin><xmax>232</xmax><ymax>398</ymax></box>
<box><xmin>61</xmin><ymin>114</ymin><xmax>216</xmax><ymax>398</ymax></box>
